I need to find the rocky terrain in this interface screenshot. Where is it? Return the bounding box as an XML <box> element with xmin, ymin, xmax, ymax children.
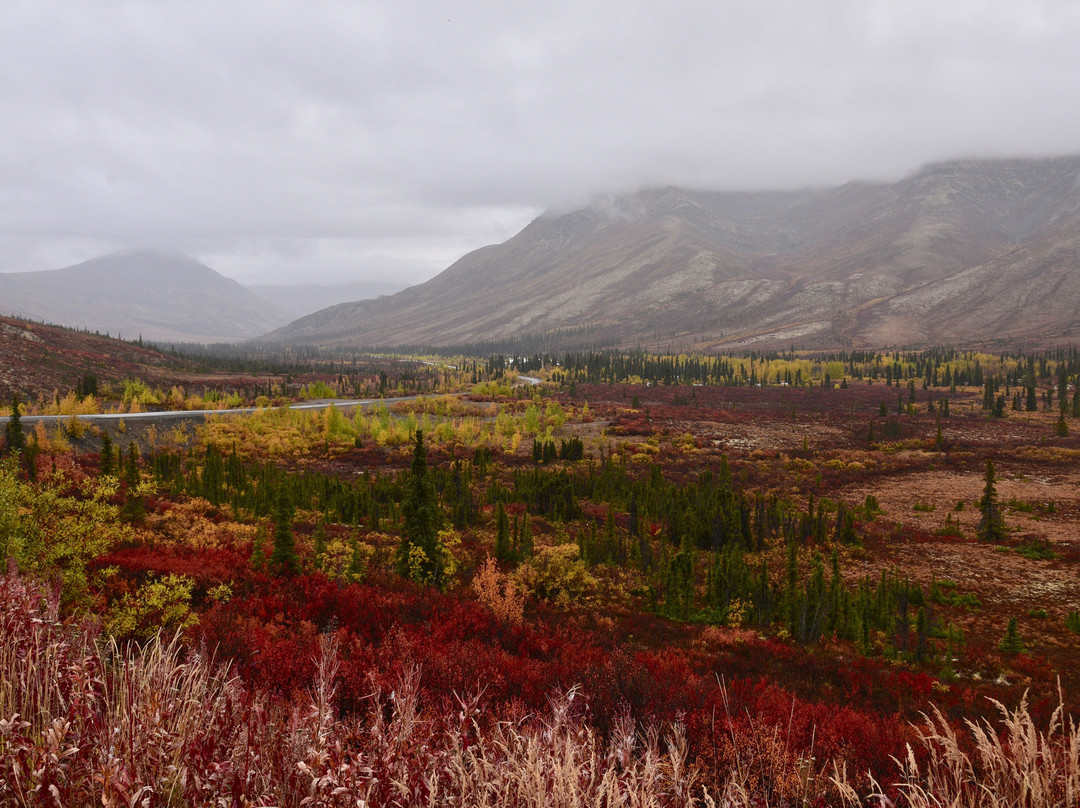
<box><xmin>264</xmin><ymin>155</ymin><xmax>1080</xmax><ymax>350</ymax></box>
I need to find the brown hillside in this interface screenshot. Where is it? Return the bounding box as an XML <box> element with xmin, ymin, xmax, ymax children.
<box><xmin>263</xmin><ymin>155</ymin><xmax>1080</xmax><ymax>350</ymax></box>
<box><xmin>0</xmin><ymin>315</ymin><xmax>195</xmax><ymax>403</ymax></box>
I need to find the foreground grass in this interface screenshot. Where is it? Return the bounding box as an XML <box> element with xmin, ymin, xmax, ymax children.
<box><xmin>3</xmin><ymin>575</ymin><xmax>1079</xmax><ymax>807</ymax></box>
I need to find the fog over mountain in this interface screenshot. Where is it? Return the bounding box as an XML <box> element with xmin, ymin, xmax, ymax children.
<box><xmin>247</xmin><ymin>280</ymin><xmax>410</xmax><ymax>319</ymax></box>
<box><xmin>0</xmin><ymin>250</ymin><xmax>290</xmax><ymax>344</ymax></box>
<box><xmin>264</xmin><ymin>155</ymin><xmax>1080</xmax><ymax>351</ymax></box>
<box><xmin>3</xmin><ymin>3</ymin><xmax>1080</xmax><ymax>287</ymax></box>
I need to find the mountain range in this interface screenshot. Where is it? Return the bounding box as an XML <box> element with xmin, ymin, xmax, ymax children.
<box><xmin>0</xmin><ymin>250</ymin><xmax>291</xmax><ymax>344</ymax></box>
<box><xmin>265</xmin><ymin>155</ymin><xmax>1080</xmax><ymax>351</ymax></box>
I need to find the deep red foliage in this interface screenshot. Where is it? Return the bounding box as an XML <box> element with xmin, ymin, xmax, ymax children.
<box><xmin>181</xmin><ymin>567</ymin><xmax>967</xmax><ymax>788</ymax></box>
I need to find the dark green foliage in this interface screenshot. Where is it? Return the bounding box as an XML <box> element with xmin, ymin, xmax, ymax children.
<box><xmin>1066</xmin><ymin>611</ymin><xmax>1080</xmax><ymax>634</ymax></box>
<box><xmin>446</xmin><ymin>461</ymin><xmax>478</xmax><ymax>529</ymax></box>
<box><xmin>559</xmin><ymin>437</ymin><xmax>585</xmax><ymax>461</ymax></box>
<box><xmin>518</xmin><ymin>513</ymin><xmax>533</xmax><ymax>559</ymax></box>
<box><xmin>834</xmin><ymin>502</ymin><xmax>859</xmax><ymax>545</ymax></box>
<box><xmin>270</xmin><ymin>489</ymin><xmax>299</xmax><ymax>576</ymax></box>
<box><xmin>123</xmin><ymin>444</ymin><xmax>140</xmax><ymax>487</ymax></box>
<box><xmin>1015</xmin><ymin>540</ymin><xmax>1055</xmax><ymax>561</ymax></box>
<box><xmin>397</xmin><ymin>430</ymin><xmax>442</xmax><ymax>582</ymax></box>
<box><xmin>3</xmin><ymin>395</ymin><xmax>25</xmax><ymax>456</ymax></box>
<box><xmin>976</xmin><ymin>459</ymin><xmax>1006</xmax><ymax>543</ymax></box>
<box><xmin>99</xmin><ymin>431</ymin><xmax>114</xmax><ymax>476</ymax></box>
<box><xmin>494</xmin><ymin>502</ymin><xmax>513</xmax><ymax>562</ymax></box>
<box><xmin>251</xmin><ymin>524</ymin><xmax>267</xmax><ymax>569</ymax></box>
<box><xmin>200</xmin><ymin>445</ymin><xmax>226</xmax><ymax>505</ymax></box>
<box><xmin>663</xmin><ymin>550</ymin><xmax>695</xmax><ymax>620</ymax></box>
<box><xmin>936</xmin><ymin>513</ymin><xmax>963</xmax><ymax>537</ymax></box>
<box><xmin>532</xmin><ymin>438</ymin><xmax>558</xmax><ymax>464</ymax></box>
<box><xmin>881</xmin><ymin>418</ymin><xmax>902</xmax><ymax>439</ymax></box>
<box><xmin>1054</xmin><ymin>412</ymin><xmax>1069</xmax><ymax>437</ymax></box>
<box><xmin>998</xmin><ymin>617</ymin><xmax>1026</xmax><ymax>655</ymax></box>
<box><xmin>76</xmin><ymin>373</ymin><xmax>98</xmax><ymax>399</ymax></box>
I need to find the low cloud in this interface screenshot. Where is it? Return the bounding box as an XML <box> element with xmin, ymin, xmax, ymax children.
<box><xmin>2</xmin><ymin>0</ymin><xmax>1079</xmax><ymax>283</ymax></box>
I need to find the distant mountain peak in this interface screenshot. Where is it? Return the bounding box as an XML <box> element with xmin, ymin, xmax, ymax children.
<box><xmin>0</xmin><ymin>250</ymin><xmax>289</xmax><ymax>343</ymax></box>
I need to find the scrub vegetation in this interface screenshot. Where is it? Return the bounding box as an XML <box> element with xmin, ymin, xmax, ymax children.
<box><xmin>3</xmin><ymin>345</ymin><xmax>1080</xmax><ymax>805</ymax></box>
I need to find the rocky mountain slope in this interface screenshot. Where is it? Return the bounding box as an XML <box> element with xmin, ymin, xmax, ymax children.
<box><xmin>0</xmin><ymin>250</ymin><xmax>291</xmax><ymax>343</ymax></box>
<box><xmin>264</xmin><ymin>155</ymin><xmax>1080</xmax><ymax>350</ymax></box>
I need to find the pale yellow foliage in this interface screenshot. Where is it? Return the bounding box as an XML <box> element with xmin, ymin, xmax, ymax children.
<box><xmin>516</xmin><ymin>543</ymin><xmax>597</xmax><ymax>607</ymax></box>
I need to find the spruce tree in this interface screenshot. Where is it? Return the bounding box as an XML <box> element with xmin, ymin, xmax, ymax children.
<box><xmin>998</xmin><ymin>617</ymin><xmax>1026</xmax><ymax>655</ymax></box>
<box><xmin>977</xmin><ymin>459</ymin><xmax>1006</xmax><ymax>543</ymax></box>
<box><xmin>1054</xmin><ymin>412</ymin><xmax>1070</xmax><ymax>437</ymax></box>
<box><xmin>494</xmin><ymin>501</ymin><xmax>512</xmax><ymax>562</ymax></box>
<box><xmin>3</xmin><ymin>395</ymin><xmax>25</xmax><ymax>456</ymax></box>
<box><xmin>519</xmin><ymin>513</ymin><xmax>533</xmax><ymax>559</ymax></box>
<box><xmin>99</xmin><ymin>430</ymin><xmax>114</xmax><ymax>476</ymax></box>
<box><xmin>251</xmin><ymin>523</ymin><xmax>267</xmax><ymax>569</ymax></box>
<box><xmin>397</xmin><ymin>429</ymin><xmax>441</xmax><ymax>582</ymax></box>
<box><xmin>270</xmin><ymin>489</ymin><xmax>299</xmax><ymax>575</ymax></box>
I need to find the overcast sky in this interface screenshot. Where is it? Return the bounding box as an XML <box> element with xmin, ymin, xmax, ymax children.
<box><xmin>2</xmin><ymin>0</ymin><xmax>1079</xmax><ymax>285</ymax></box>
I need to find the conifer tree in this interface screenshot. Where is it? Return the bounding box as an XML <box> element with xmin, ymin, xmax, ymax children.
<box><xmin>519</xmin><ymin>513</ymin><xmax>533</xmax><ymax>559</ymax></box>
<box><xmin>397</xmin><ymin>429</ymin><xmax>441</xmax><ymax>582</ymax></box>
<box><xmin>977</xmin><ymin>459</ymin><xmax>1006</xmax><ymax>543</ymax></box>
<box><xmin>270</xmin><ymin>489</ymin><xmax>299</xmax><ymax>575</ymax></box>
<box><xmin>99</xmin><ymin>430</ymin><xmax>114</xmax><ymax>476</ymax></box>
<box><xmin>998</xmin><ymin>617</ymin><xmax>1026</xmax><ymax>655</ymax></box>
<box><xmin>494</xmin><ymin>501</ymin><xmax>512</xmax><ymax>562</ymax></box>
<box><xmin>122</xmin><ymin>444</ymin><xmax>145</xmax><ymax>522</ymax></box>
<box><xmin>3</xmin><ymin>395</ymin><xmax>25</xmax><ymax>456</ymax></box>
<box><xmin>251</xmin><ymin>524</ymin><xmax>267</xmax><ymax>569</ymax></box>
<box><xmin>1052</xmin><ymin>411</ymin><xmax>1070</xmax><ymax>437</ymax></box>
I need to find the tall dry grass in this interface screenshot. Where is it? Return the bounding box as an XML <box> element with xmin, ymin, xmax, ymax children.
<box><xmin>834</xmin><ymin>690</ymin><xmax>1080</xmax><ymax>808</ymax></box>
<box><xmin>0</xmin><ymin>573</ymin><xmax>709</xmax><ymax>806</ymax></box>
<box><xmin>4</xmin><ymin>571</ymin><xmax>1078</xmax><ymax>807</ymax></box>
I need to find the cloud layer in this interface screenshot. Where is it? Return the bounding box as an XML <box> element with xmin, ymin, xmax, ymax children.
<box><xmin>3</xmin><ymin>0</ymin><xmax>1079</xmax><ymax>283</ymax></box>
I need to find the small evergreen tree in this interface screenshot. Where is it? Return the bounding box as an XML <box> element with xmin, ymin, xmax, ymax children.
<box><xmin>1026</xmin><ymin>385</ymin><xmax>1038</xmax><ymax>412</ymax></box>
<box><xmin>397</xmin><ymin>430</ymin><xmax>441</xmax><ymax>582</ymax></box>
<box><xmin>99</xmin><ymin>430</ymin><xmax>114</xmax><ymax>476</ymax></box>
<box><xmin>1054</xmin><ymin>412</ymin><xmax>1069</xmax><ymax>437</ymax></box>
<box><xmin>519</xmin><ymin>513</ymin><xmax>534</xmax><ymax>559</ymax></box>
<box><xmin>494</xmin><ymin>501</ymin><xmax>512</xmax><ymax>562</ymax></box>
<box><xmin>270</xmin><ymin>490</ymin><xmax>299</xmax><ymax>575</ymax></box>
<box><xmin>251</xmin><ymin>524</ymin><xmax>267</xmax><ymax>569</ymax></box>
<box><xmin>121</xmin><ymin>444</ymin><xmax>145</xmax><ymax>522</ymax></box>
<box><xmin>977</xmin><ymin>459</ymin><xmax>1006</xmax><ymax>543</ymax></box>
<box><xmin>998</xmin><ymin>617</ymin><xmax>1026</xmax><ymax>655</ymax></box>
<box><xmin>3</xmin><ymin>395</ymin><xmax>25</xmax><ymax>456</ymax></box>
